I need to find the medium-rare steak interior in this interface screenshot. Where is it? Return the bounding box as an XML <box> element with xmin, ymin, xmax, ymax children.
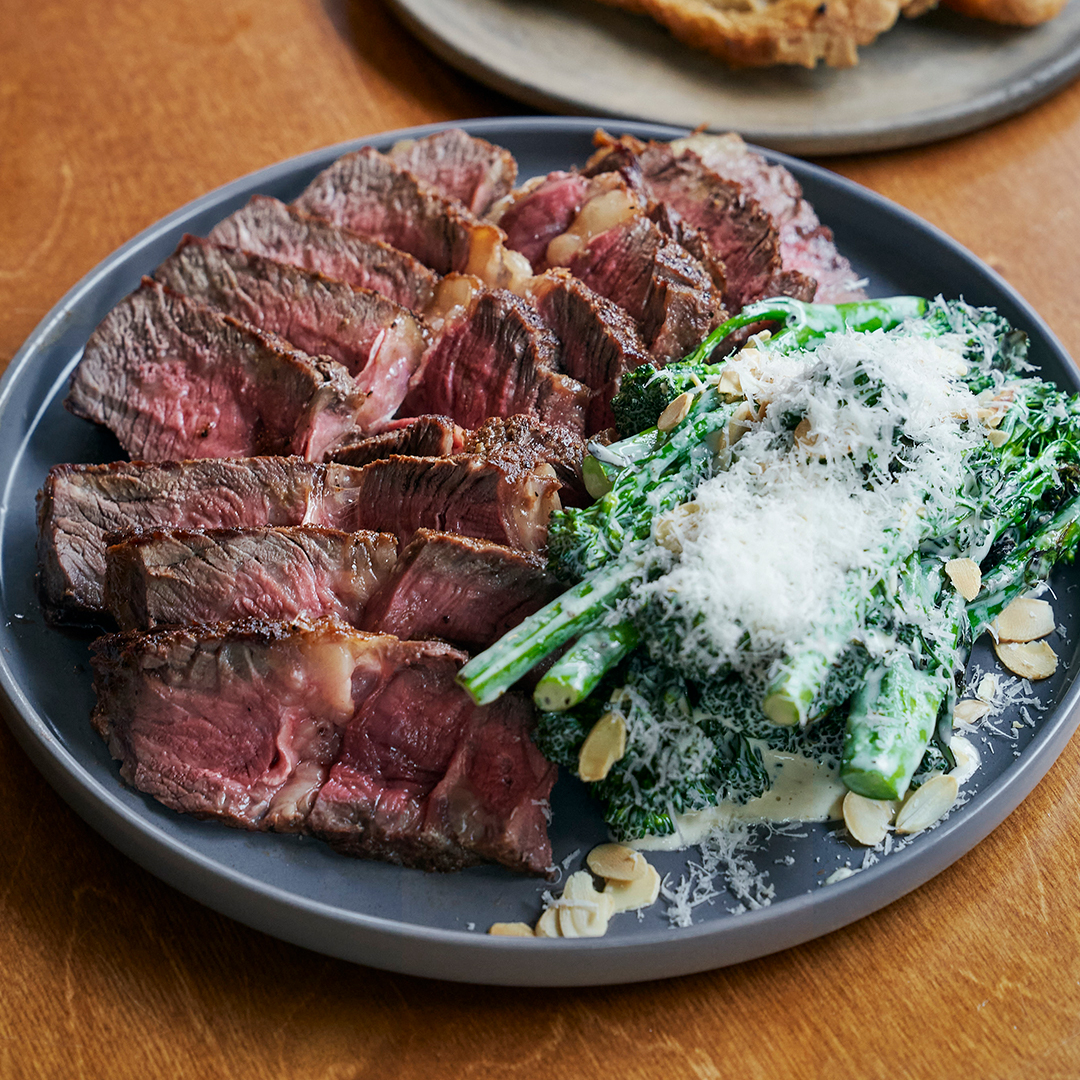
<box><xmin>91</xmin><ymin>619</ymin><xmax>556</xmax><ymax>873</ymax></box>
<box><xmin>42</xmin><ymin>126</ymin><xmax>867</xmax><ymax>879</ymax></box>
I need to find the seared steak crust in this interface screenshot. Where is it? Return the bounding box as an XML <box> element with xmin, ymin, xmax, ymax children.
<box><xmin>331</xmin><ymin>415</ymin><xmax>462</xmax><ymax>467</ymax></box>
<box><xmin>91</xmin><ymin>619</ymin><xmax>556</xmax><ymax>873</ymax></box>
<box><xmin>66</xmin><ymin>280</ymin><xmax>362</xmax><ymax>463</ymax></box>
<box><xmin>209</xmin><ymin>195</ymin><xmax>438</xmax><ymax>311</ymax></box>
<box><xmin>104</xmin><ymin>526</ymin><xmax>398</xmax><ymax>631</ymax></box>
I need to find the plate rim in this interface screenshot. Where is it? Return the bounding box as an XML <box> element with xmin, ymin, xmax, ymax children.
<box><xmin>385</xmin><ymin>0</ymin><xmax>1080</xmax><ymax>155</ymax></box>
<box><xmin>3</xmin><ymin>115</ymin><xmax>1079</xmax><ymax>985</ymax></box>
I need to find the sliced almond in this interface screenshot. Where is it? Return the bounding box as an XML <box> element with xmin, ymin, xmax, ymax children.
<box><xmin>606</xmin><ymin>865</ymin><xmax>662</xmax><ymax>913</ymax></box>
<box><xmin>716</xmin><ymin>369</ymin><xmax>743</xmax><ymax>401</ymax></box>
<box><xmin>578</xmin><ymin>712</ymin><xmax>627</xmax><ymax>782</ymax></box>
<box><xmin>894</xmin><ymin>774</ymin><xmax>959</xmax><ymax>835</ymax></box>
<box><xmin>842</xmin><ymin>791</ymin><xmax>896</xmax><ymax>847</ymax></box>
<box><xmin>986</xmin><ymin>428</ymin><xmax>1009</xmax><ymax>448</ymax></box>
<box><xmin>976</xmin><ymin>673</ymin><xmax>999</xmax><ymax>702</ymax></box>
<box><xmin>488</xmin><ymin>922</ymin><xmax>535</xmax><ymax>937</ymax></box>
<box><xmin>993</xmin><ymin>597</ymin><xmax>1055</xmax><ymax>643</ymax></box>
<box><xmin>534</xmin><ymin>906</ymin><xmax>561</xmax><ymax>938</ymax></box>
<box><xmin>657</xmin><ymin>392</ymin><xmax>692</xmax><ymax>432</ymax></box>
<box><xmin>557</xmin><ymin>871</ymin><xmax>615</xmax><ymax>938</ymax></box>
<box><xmin>944</xmin><ymin>557</ymin><xmax>981</xmax><ymax>602</ymax></box>
<box><xmin>994</xmin><ymin>639</ymin><xmax>1058</xmax><ymax>680</ymax></box>
<box><xmin>653</xmin><ymin>502</ymin><xmax>701</xmax><ymax>554</ymax></box>
<box><xmin>586</xmin><ymin>843</ymin><xmax>647</xmax><ymax>882</ymax></box>
<box><xmin>953</xmin><ymin>698</ymin><xmax>991</xmax><ymax>725</ymax></box>
<box><xmin>793</xmin><ymin>416</ymin><xmax>817</xmax><ymax>450</ymax></box>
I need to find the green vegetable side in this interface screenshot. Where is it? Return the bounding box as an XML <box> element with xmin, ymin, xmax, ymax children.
<box><xmin>458</xmin><ymin>297</ymin><xmax>1080</xmax><ymax>842</ymax></box>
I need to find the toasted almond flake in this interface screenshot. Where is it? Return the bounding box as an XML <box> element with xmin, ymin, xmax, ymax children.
<box><xmin>793</xmin><ymin>416</ymin><xmax>816</xmax><ymax>448</ymax></box>
<box><xmin>953</xmin><ymin>698</ymin><xmax>991</xmax><ymax>725</ymax></box>
<box><xmin>586</xmin><ymin>843</ymin><xmax>647</xmax><ymax>882</ymax></box>
<box><xmin>488</xmin><ymin>922</ymin><xmax>535</xmax><ymax>937</ymax></box>
<box><xmin>842</xmin><ymin>791</ymin><xmax>896</xmax><ymax>846</ymax></box>
<box><xmin>986</xmin><ymin>427</ymin><xmax>1009</xmax><ymax>448</ymax></box>
<box><xmin>557</xmin><ymin>871</ymin><xmax>615</xmax><ymax>938</ymax></box>
<box><xmin>534</xmin><ymin>906</ymin><xmax>561</xmax><ymax>938</ymax></box>
<box><xmin>993</xmin><ymin>597</ymin><xmax>1056</xmax><ymax>643</ymax></box>
<box><xmin>578</xmin><ymin>712</ymin><xmax>627</xmax><ymax>782</ymax></box>
<box><xmin>894</xmin><ymin>774</ymin><xmax>959</xmax><ymax>835</ymax></box>
<box><xmin>994</xmin><ymin>639</ymin><xmax>1058</xmax><ymax>680</ymax></box>
<box><xmin>976</xmin><ymin>674</ymin><xmax>999</xmax><ymax>702</ymax></box>
<box><xmin>945</xmin><ymin>557</ymin><xmax>981</xmax><ymax>602</ymax></box>
<box><xmin>606</xmin><ymin>865</ymin><xmax>662</xmax><ymax>913</ymax></box>
<box><xmin>657</xmin><ymin>392</ymin><xmax>692</xmax><ymax>432</ymax></box>
<box><xmin>717</xmin><ymin>369</ymin><xmax>743</xmax><ymax>401</ymax></box>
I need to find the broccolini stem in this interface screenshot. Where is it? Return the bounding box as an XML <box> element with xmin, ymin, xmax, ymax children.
<box><xmin>533</xmin><ymin>622</ymin><xmax>641</xmax><ymax>712</ymax></box>
<box><xmin>841</xmin><ymin>655</ymin><xmax>949</xmax><ymax>801</ymax></box>
<box><xmin>457</xmin><ymin>562</ymin><xmax>641</xmax><ymax>706</ymax></box>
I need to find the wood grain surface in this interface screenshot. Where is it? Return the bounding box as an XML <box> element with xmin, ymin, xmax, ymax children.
<box><xmin>3</xmin><ymin>1</ymin><xmax>1080</xmax><ymax>1077</ymax></box>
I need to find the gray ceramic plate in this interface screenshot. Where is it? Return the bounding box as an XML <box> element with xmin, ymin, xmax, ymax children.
<box><xmin>2</xmin><ymin>117</ymin><xmax>1078</xmax><ymax>987</ymax></box>
<box><xmin>387</xmin><ymin>0</ymin><xmax>1080</xmax><ymax>155</ymax></box>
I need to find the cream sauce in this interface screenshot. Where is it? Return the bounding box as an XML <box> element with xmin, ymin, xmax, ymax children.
<box><xmin>632</xmin><ymin>736</ymin><xmax>981</xmax><ymax>853</ymax></box>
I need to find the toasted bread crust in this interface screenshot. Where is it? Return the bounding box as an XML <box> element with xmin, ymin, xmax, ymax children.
<box><xmin>595</xmin><ymin>0</ymin><xmax>903</xmax><ymax>67</ymax></box>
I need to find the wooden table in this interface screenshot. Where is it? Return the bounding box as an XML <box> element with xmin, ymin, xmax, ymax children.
<box><xmin>4</xmin><ymin>2</ymin><xmax>1080</xmax><ymax>1076</ymax></box>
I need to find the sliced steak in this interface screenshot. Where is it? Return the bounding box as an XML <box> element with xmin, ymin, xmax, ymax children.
<box><xmin>359</xmin><ymin>529</ymin><xmax>562</xmax><ymax>650</ymax></box>
<box><xmin>561</xmin><ymin>213</ymin><xmax>721</xmax><ymax>363</ymax></box>
<box><xmin>91</xmin><ymin>619</ymin><xmax>555</xmax><ymax>873</ymax></box>
<box><xmin>338</xmin><ymin>454</ymin><xmax>562</xmax><ymax>551</ymax></box>
<box><xmin>331</xmin><ymin>415</ymin><xmax>463</xmax><ymax>467</ymax></box>
<box><xmin>462</xmin><ymin>414</ymin><xmax>588</xmax><ymax>507</ymax></box>
<box><xmin>104</xmin><ymin>526</ymin><xmax>398</xmax><ymax>631</ymax></box>
<box><xmin>387</xmin><ymin>128</ymin><xmax>517</xmax><ymax>216</ymax></box>
<box><xmin>401</xmin><ymin>283</ymin><xmax>590</xmax><ymax>436</ymax></box>
<box><xmin>154</xmin><ymin>235</ymin><xmax>427</xmax><ymax>378</ymax></box>
<box><xmin>672</xmin><ymin>132</ymin><xmax>867</xmax><ymax>304</ymax></box>
<box><xmin>37</xmin><ymin>456</ymin><xmax>359</xmax><ymax>620</ymax></box>
<box><xmin>586</xmin><ymin>134</ymin><xmax>816</xmax><ymax>312</ymax></box>
<box><xmin>492</xmin><ymin>171</ymin><xmax>590</xmax><ymax>269</ymax></box>
<box><xmin>294</xmin><ymin>146</ymin><xmax>531</xmax><ymax>291</ymax></box>
<box><xmin>528</xmin><ymin>269</ymin><xmax>651</xmax><ymax>393</ymax></box>
<box><xmin>66</xmin><ymin>279</ymin><xmax>362</xmax><ymax>463</ymax></box>
<box><xmin>209</xmin><ymin>196</ymin><xmax>438</xmax><ymax>311</ymax></box>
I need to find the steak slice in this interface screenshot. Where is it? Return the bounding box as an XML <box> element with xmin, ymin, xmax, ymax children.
<box><xmin>209</xmin><ymin>195</ymin><xmax>439</xmax><ymax>312</ymax></box>
<box><xmin>337</xmin><ymin>454</ymin><xmax>562</xmax><ymax>551</ymax></box>
<box><xmin>401</xmin><ymin>282</ymin><xmax>590</xmax><ymax>436</ymax></box>
<box><xmin>586</xmin><ymin>134</ymin><xmax>816</xmax><ymax>312</ymax></box>
<box><xmin>37</xmin><ymin>456</ymin><xmax>360</xmax><ymax>620</ymax></box>
<box><xmin>154</xmin><ymin>235</ymin><xmax>428</xmax><ymax>376</ymax></box>
<box><xmin>492</xmin><ymin>171</ymin><xmax>590</xmax><ymax>270</ymax></box>
<box><xmin>104</xmin><ymin>526</ymin><xmax>398</xmax><ymax>631</ymax></box>
<box><xmin>462</xmin><ymin>414</ymin><xmax>589</xmax><ymax>507</ymax></box>
<box><xmin>66</xmin><ymin>279</ymin><xmax>362</xmax><ymax>463</ymax></box>
<box><xmin>562</xmin><ymin>213</ymin><xmax>721</xmax><ymax>362</ymax></box>
<box><xmin>671</xmin><ymin>132</ymin><xmax>867</xmax><ymax>304</ymax></box>
<box><xmin>331</xmin><ymin>415</ymin><xmax>463</xmax><ymax>467</ymax></box>
<box><xmin>294</xmin><ymin>146</ymin><xmax>531</xmax><ymax>291</ymax></box>
<box><xmin>155</xmin><ymin>236</ymin><xmax>428</xmax><ymax>433</ymax></box>
<box><xmin>91</xmin><ymin>619</ymin><xmax>555</xmax><ymax>873</ymax></box>
<box><xmin>528</xmin><ymin>268</ymin><xmax>651</xmax><ymax>392</ymax></box>
<box><xmin>387</xmin><ymin>128</ymin><xmax>517</xmax><ymax>216</ymax></box>
<box><xmin>358</xmin><ymin>529</ymin><xmax>562</xmax><ymax>650</ymax></box>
